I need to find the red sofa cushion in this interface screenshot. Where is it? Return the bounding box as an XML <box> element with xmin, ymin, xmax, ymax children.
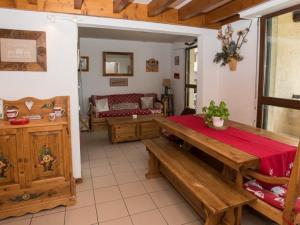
<box><xmin>244</xmin><ymin>180</ymin><xmax>300</xmax><ymax>212</ymax></box>
<box><xmin>95</xmin><ymin>109</ymin><xmax>152</xmax><ymax>118</ymax></box>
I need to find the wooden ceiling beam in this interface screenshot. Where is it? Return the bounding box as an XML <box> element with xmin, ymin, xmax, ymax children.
<box><xmin>205</xmin><ymin>0</ymin><xmax>268</xmax><ymax>24</ymax></box>
<box><xmin>113</xmin><ymin>0</ymin><xmax>131</xmax><ymax>13</ymax></box>
<box><xmin>179</xmin><ymin>0</ymin><xmax>232</xmax><ymax>20</ymax></box>
<box><xmin>27</xmin><ymin>0</ymin><xmax>37</xmax><ymax>4</ymax></box>
<box><xmin>74</xmin><ymin>0</ymin><xmax>84</xmax><ymax>9</ymax></box>
<box><xmin>148</xmin><ymin>0</ymin><xmax>178</xmax><ymax>17</ymax></box>
<box><xmin>219</xmin><ymin>14</ymin><xmax>240</xmax><ymax>26</ymax></box>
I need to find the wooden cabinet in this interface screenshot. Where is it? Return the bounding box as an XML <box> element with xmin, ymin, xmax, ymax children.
<box><xmin>0</xmin><ymin>97</ymin><xmax>75</xmax><ymax>219</ymax></box>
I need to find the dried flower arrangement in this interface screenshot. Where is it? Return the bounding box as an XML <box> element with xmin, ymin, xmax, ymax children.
<box><xmin>213</xmin><ymin>21</ymin><xmax>252</xmax><ymax>71</ymax></box>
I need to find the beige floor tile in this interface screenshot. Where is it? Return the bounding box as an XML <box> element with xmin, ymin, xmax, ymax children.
<box><xmin>67</xmin><ymin>189</ymin><xmax>95</xmax><ymax>210</ymax></box>
<box><xmin>124</xmin><ymin>194</ymin><xmax>156</xmax><ymax>215</ymax></box>
<box><xmin>114</xmin><ymin>172</ymin><xmax>139</xmax><ymax>185</ymax></box>
<box><xmin>90</xmin><ymin>158</ymin><xmax>110</xmax><ymax>168</ymax></box>
<box><xmin>131</xmin><ymin>209</ymin><xmax>167</xmax><ymax>225</ymax></box>
<box><xmin>33</xmin><ymin>206</ymin><xmax>65</xmax><ymax>217</ymax></box>
<box><xmin>184</xmin><ymin>221</ymin><xmax>204</xmax><ymax>225</ymax></box>
<box><xmin>130</xmin><ymin>162</ymin><xmax>147</xmax><ymax>171</ymax></box>
<box><xmin>96</xmin><ymin>200</ymin><xmax>128</xmax><ymax>222</ymax></box>
<box><xmin>94</xmin><ymin>186</ymin><xmax>122</xmax><ymax>203</ymax></box>
<box><xmin>142</xmin><ymin>177</ymin><xmax>172</xmax><ymax>193</ymax></box>
<box><xmin>135</xmin><ymin>169</ymin><xmax>147</xmax><ymax>181</ymax></box>
<box><xmin>82</xmin><ymin>168</ymin><xmax>92</xmax><ymax>178</ymax></box>
<box><xmin>76</xmin><ymin>177</ymin><xmax>93</xmax><ymax>192</ymax></box>
<box><xmin>99</xmin><ymin>216</ymin><xmax>133</xmax><ymax>225</ymax></box>
<box><xmin>159</xmin><ymin>203</ymin><xmax>197</xmax><ymax>225</ymax></box>
<box><xmin>111</xmin><ymin>163</ymin><xmax>133</xmax><ymax>174</ymax></box>
<box><xmin>0</xmin><ymin>219</ymin><xmax>31</xmax><ymax>225</ymax></box>
<box><xmin>93</xmin><ymin>174</ymin><xmax>117</xmax><ymax>189</ymax></box>
<box><xmin>65</xmin><ymin>205</ymin><xmax>98</xmax><ymax>225</ymax></box>
<box><xmin>0</xmin><ymin>214</ymin><xmax>32</xmax><ymax>224</ymax></box>
<box><xmin>150</xmin><ymin>189</ymin><xmax>183</xmax><ymax>208</ymax></box>
<box><xmin>91</xmin><ymin>165</ymin><xmax>113</xmax><ymax>177</ymax></box>
<box><xmin>31</xmin><ymin>212</ymin><xmax>65</xmax><ymax>225</ymax></box>
<box><xmin>89</xmin><ymin>151</ymin><xmax>107</xmax><ymax>159</ymax></box>
<box><xmin>108</xmin><ymin>156</ymin><xmax>128</xmax><ymax>165</ymax></box>
<box><xmin>82</xmin><ymin>160</ymin><xmax>91</xmax><ymax>169</ymax></box>
<box><xmin>119</xmin><ymin>181</ymin><xmax>146</xmax><ymax>198</ymax></box>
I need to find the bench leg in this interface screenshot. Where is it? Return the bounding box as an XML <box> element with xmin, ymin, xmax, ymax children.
<box><xmin>145</xmin><ymin>150</ymin><xmax>160</xmax><ymax>179</ymax></box>
<box><xmin>204</xmin><ymin>212</ymin><xmax>222</xmax><ymax>225</ymax></box>
<box><xmin>223</xmin><ymin>208</ymin><xmax>235</xmax><ymax>225</ymax></box>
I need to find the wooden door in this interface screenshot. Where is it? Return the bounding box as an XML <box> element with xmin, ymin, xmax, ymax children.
<box><xmin>0</xmin><ymin>129</ymin><xmax>21</xmax><ymax>188</ymax></box>
<box><xmin>23</xmin><ymin>125</ymin><xmax>66</xmax><ymax>186</ymax></box>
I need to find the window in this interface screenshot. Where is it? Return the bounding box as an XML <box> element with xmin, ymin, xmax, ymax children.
<box><xmin>185</xmin><ymin>46</ymin><xmax>198</xmax><ymax>109</ymax></box>
<box><xmin>257</xmin><ymin>6</ymin><xmax>300</xmax><ymax>138</ymax></box>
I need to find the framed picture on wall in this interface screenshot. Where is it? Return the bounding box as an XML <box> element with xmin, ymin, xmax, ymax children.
<box><xmin>79</xmin><ymin>56</ymin><xmax>89</xmax><ymax>72</ymax></box>
<box><xmin>0</xmin><ymin>29</ymin><xmax>47</xmax><ymax>71</ymax></box>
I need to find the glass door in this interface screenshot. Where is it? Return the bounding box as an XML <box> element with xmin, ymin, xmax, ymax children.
<box><xmin>185</xmin><ymin>46</ymin><xmax>198</xmax><ymax>109</ymax></box>
<box><xmin>257</xmin><ymin>6</ymin><xmax>300</xmax><ymax>138</ymax></box>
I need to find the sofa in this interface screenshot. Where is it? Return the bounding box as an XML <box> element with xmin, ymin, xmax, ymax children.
<box><xmin>89</xmin><ymin>93</ymin><xmax>163</xmax><ymax>130</ymax></box>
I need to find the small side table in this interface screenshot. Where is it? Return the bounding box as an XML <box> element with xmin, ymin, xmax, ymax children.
<box><xmin>161</xmin><ymin>94</ymin><xmax>174</xmax><ymax>116</ymax></box>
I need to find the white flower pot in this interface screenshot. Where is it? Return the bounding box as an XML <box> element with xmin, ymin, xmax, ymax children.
<box><xmin>212</xmin><ymin>116</ymin><xmax>224</xmax><ymax>128</ymax></box>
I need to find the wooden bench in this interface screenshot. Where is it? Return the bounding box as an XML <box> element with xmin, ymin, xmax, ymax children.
<box><xmin>143</xmin><ymin>137</ymin><xmax>255</xmax><ymax>225</ymax></box>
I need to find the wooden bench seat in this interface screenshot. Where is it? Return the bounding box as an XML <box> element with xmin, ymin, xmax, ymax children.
<box><xmin>143</xmin><ymin>137</ymin><xmax>255</xmax><ymax>225</ymax></box>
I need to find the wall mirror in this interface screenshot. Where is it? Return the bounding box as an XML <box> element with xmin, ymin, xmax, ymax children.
<box><xmin>103</xmin><ymin>52</ymin><xmax>134</xmax><ymax>76</ymax></box>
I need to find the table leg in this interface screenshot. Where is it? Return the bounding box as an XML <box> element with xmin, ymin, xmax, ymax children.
<box><xmin>234</xmin><ymin>173</ymin><xmax>243</xmax><ymax>225</ymax></box>
<box><xmin>223</xmin><ymin>209</ymin><xmax>235</xmax><ymax>225</ymax></box>
<box><xmin>145</xmin><ymin>150</ymin><xmax>160</xmax><ymax>179</ymax></box>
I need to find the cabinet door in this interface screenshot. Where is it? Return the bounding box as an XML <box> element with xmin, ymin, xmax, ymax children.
<box><xmin>23</xmin><ymin>126</ymin><xmax>66</xmax><ymax>186</ymax></box>
<box><xmin>0</xmin><ymin>129</ymin><xmax>21</xmax><ymax>188</ymax></box>
<box><xmin>111</xmin><ymin>124</ymin><xmax>138</xmax><ymax>143</ymax></box>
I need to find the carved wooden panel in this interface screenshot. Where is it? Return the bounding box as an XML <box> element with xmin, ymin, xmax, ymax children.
<box><xmin>0</xmin><ymin>29</ymin><xmax>47</xmax><ymax>71</ymax></box>
<box><xmin>0</xmin><ymin>130</ymin><xmax>19</xmax><ymax>187</ymax></box>
<box><xmin>24</xmin><ymin>127</ymin><xmax>65</xmax><ymax>183</ymax></box>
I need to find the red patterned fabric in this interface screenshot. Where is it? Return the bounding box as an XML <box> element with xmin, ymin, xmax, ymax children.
<box><xmin>91</xmin><ymin>93</ymin><xmax>158</xmax><ymax>109</ymax></box>
<box><xmin>169</xmin><ymin>115</ymin><xmax>297</xmax><ymax>178</ymax></box>
<box><xmin>95</xmin><ymin>109</ymin><xmax>153</xmax><ymax>118</ymax></box>
<box><xmin>244</xmin><ymin>180</ymin><xmax>300</xmax><ymax>212</ymax></box>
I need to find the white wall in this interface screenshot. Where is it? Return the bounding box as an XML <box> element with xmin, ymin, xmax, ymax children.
<box><xmin>218</xmin><ymin>19</ymin><xmax>259</xmax><ymax>125</ymax></box>
<box><xmin>0</xmin><ymin>9</ymin><xmax>81</xmax><ymax>178</ymax></box>
<box><xmin>79</xmin><ymin>38</ymin><xmax>172</xmax><ymax>114</ymax></box>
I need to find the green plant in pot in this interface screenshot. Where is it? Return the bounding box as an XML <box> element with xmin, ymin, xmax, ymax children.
<box><xmin>202</xmin><ymin>100</ymin><xmax>230</xmax><ymax>128</ymax></box>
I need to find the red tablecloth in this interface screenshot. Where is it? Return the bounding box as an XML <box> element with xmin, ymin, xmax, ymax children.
<box><xmin>169</xmin><ymin>115</ymin><xmax>297</xmax><ymax>177</ymax></box>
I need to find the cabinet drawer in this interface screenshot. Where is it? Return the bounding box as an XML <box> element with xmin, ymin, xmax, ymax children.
<box><xmin>0</xmin><ymin>181</ymin><xmax>72</xmax><ymax>210</ymax></box>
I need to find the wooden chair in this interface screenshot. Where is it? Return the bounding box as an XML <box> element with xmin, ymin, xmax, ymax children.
<box><xmin>244</xmin><ymin>141</ymin><xmax>300</xmax><ymax>225</ymax></box>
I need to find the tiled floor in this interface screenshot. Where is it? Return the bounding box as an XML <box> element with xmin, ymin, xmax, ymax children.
<box><xmin>0</xmin><ymin>131</ymin><xmax>276</xmax><ymax>225</ymax></box>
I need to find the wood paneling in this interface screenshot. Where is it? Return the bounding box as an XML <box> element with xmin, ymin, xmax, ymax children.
<box><xmin>179</xmin><ymin>0</ymin><xmax>232</xmax><ymax>20</ymax></box>
<box><xmin>0</xmin><ymin>0</ymin><xmax>216</xmax><ymax>28</ymax></box>
<box><xmin>148</xmin><ymin>0</ymin><xmax>177</xmax><ymax>17</ymax></box>
<box><xmin>205</xmin><ymin>0</ymin><xmax>268</xmax><ymax>24</ymax></box>
<box><xmin>27</xmin><ymin>0</ymin><xmax>37</xmax><ymax>4</ymax></box>
<box><xmin>74</xmin><ymin>0</ymin><xmax>84</xmax><ymax>9</ymax></box>
<box><xmin>113</xmin><ymin>0</ymin><xmax>131</xmax><ymax>13</ymax></box>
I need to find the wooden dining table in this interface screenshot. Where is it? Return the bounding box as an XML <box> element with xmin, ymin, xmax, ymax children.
<box><xmin>154</xmin><ymin>116</ymin><xmax>298</xmax><ymax>224</ymax></box>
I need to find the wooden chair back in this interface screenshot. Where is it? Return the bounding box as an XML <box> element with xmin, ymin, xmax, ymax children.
<box><xmin>283</xmin><ymin>140</ymin><xmax>300</xmax><ymax>224</ymax></box>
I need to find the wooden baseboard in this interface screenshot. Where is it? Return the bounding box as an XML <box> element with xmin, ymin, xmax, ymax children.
<box><xmin>75</xmin><ymin>178</ymin><xmax>83</xmax><ymax>184</ymax></box>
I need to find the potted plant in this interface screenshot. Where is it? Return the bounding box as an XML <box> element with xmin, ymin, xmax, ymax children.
<box><xmin>213</xmin><ymin>22</ymin><xmax>251</xmax><ymax>71</ymax></box>
<box><xmin>202</xmin><ymin>100</ymin><xmax>230</xmax><ymax>128</ymax></box>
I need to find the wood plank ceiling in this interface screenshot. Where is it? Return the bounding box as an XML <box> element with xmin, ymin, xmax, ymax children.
<box><xmin>2</xmin><ymin>0</ymin><xmax>268</xmax><ymax>28</ymax></box>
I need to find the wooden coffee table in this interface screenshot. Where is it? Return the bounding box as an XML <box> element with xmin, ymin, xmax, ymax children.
<box><xmin>107</xmin><ymin>115</ymin><xmax>162</xmax><ymax>143</ymax></box>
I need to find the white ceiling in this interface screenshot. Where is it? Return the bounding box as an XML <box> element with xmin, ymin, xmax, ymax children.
<box><xmin>78</xmin><ymin>27</ymin><xmax>196</xmax><ymax>43</ymax></box>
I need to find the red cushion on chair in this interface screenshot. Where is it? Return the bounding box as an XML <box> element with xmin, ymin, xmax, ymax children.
<box><xmin>244</xmin><ymin>180</ymin><xmax>300</xmax><ymax>212</ymax></box>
